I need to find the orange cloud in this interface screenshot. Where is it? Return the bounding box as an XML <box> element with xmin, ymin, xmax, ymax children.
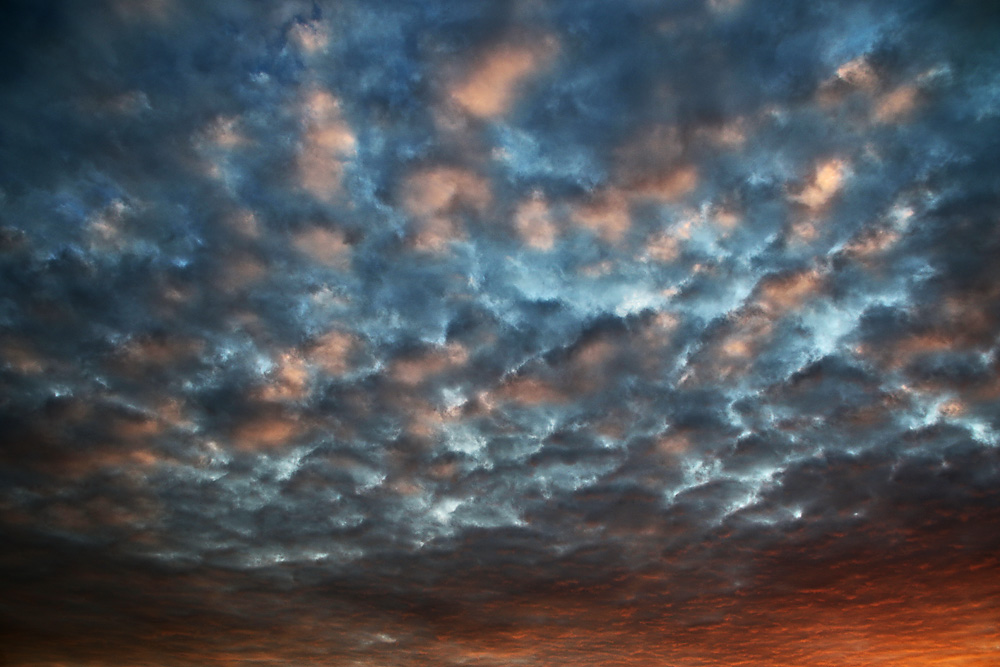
<box><xmin>405</xmin><ymin>400</ymin><xmax>461</xmax><ymax>440</ymax></box>
<box><xmin>297</xmin><ymin>89</ymin><xmax>357</xmax><ymax>201</ymax></box>
<box><xmin>615</xmin><ymin>124</ymin><xmax>700</xmax><ymax>200</ymax></box>
<box><xmin>0</xmin><ymin>337</ymin><xmax>45</xmax><ymax>374</ymax></box>
<box><xmin>514</xmin><ymin>195</ymin><xmax>559</xmax><ymax>250</ymax></box>
<box><xmin>629</xmin><ymin>166</ymin><xmax>699</xmax><ymax>202</ymax></box>
<box><xmin>615</xmin><ymin>124</ymin><xmax>684</xmax><ymax>177</ymax></box>
<box><xmin>402</xmin><ymin>166</ymin><xmax>492</xmax><ymax>252</ymax></box>
<box><xmin>216</xmin><ymin>252</ymin><xmax>268</xmax><ymax>293</ymax></box>
<box><xmin>818</xmin><ymin>57</ymin><xmax>922</xmax><ymax>126</ymax></box>
<box><xmin>875</xmin><ymin>85</ymin><xmax>919</xmax><ymax>123</ymax></box>
<box><xmin>391</xmin><ymin>342</ymin><xmax>469</xmax><ymax>387</ymax></box>
<box><xmin>836</xmin><ymin>56</ymin><xmax>880</xmax><ymax>91</ymax></box>
<box><xmin>205</xmin><ymin>115</ymin><xmax>249</xmax><ymax>149</ymax></box>
<box><xmin>682</xmin><ymin>310</ymin><xmax>774</xmax><ymax>385</ymax></box>
<box><xmin>226</xmin><ymin>209</ymin><xmax>262</xmax><ymax>239</ymax></box>
<box><xmin>307</xmin><ymin>330</ymin><xmax>357</xmax><ymax>376</ymax></box>
<box><xmin>231</xmin><ymin>412</ymin><xmax>302</xmax><ymax>451</ymax></box>
<box><xmin>755</xmin><ymin>268</ymin><xmax>824</xmax><ymax>316</ymax></box>
<box><xmin>695</xmin><ymin>119</ymin><xmax>749</xmax><ymax>150</ymax></box>
<box><xmin>654</xmin><ymin>430</ymin><xmax>693</xmax><ymax>460</ymax></box>
<box><xmin>571</xmin><ymin>189</ymin><xmax>631</xmax><ymax>243</ymax></box>
<box><xmin>643</xmin><ymin>232</ymin><xmax>681</xmax><ymax>262</ymax></box>
<box><xmin>792</xmin><ymin>159</ymin><xmax>847</xmax><ymax>211</ymax></box>
<box><xmin>496</xmin><ymin>376</ymin><xmax>567</xmax><ymax>405</ymax></box>
<box><xmin>258</xmin><ymin>352</ymin><xmax>310</xmax><ymax>402</ymax></box>
<box><xmin>451</xmin><ymin>38</ymin><xmax>558</xmax><ymax>118</ymax></box>
<box><xmin>293</xmin><ymin>227</ymin><xmax>352</xmax><ymax>270</ymax></box>
<box><xmin>843</xmin><ymin>227</ymin><xmax>902</xmax><ymax>263</ymax></box>
<box><xmin>787</xmin><ymin>159</ymin><xmax>849</xmax><ymax>244</ymax></box>
<box><xmin>112</xmin><ymin>333</ymin><xmax>204</xmax><ymax>377</ymax></box>
<box><xmin>289</xmin><ymin>21</ymin><xmax>330</xmax><ymax>55</ymax></box>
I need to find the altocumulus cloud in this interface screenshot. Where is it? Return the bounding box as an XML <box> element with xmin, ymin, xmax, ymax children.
<box><xmin>1</xmin><ymin>0</ymin><xmax>999</xmax><ymax>665</ymax></box>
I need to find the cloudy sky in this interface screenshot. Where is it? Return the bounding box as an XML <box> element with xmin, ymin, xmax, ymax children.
<box><xmin>1</xmin><ymin>0</ymin><xmax>999</xmax><ymax>665</ymax></box>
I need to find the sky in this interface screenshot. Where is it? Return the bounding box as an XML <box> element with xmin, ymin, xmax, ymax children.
<box><xmin>1</xmin><ymin>0</ymin><xmax>999</xmax><ymax>665</ymax></box>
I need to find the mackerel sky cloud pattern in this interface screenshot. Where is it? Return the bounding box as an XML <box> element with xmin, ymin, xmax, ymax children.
<box><xmin>1</xmin><ymin>1</ymin><xmax>999</xmax><ymax>665</ymax></box>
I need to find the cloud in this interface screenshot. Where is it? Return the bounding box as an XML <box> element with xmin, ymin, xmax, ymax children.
<box><xmin>450</xmin><ymin>37</ymin><xmax>559</xmax><ymax>119</ymax></box>
<box><xmin>1</xmin><ymin>0</ymin><xmax>999</xmax><ymax>665</ymax></box>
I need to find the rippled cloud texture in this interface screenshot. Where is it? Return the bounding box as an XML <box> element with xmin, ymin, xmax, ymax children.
<box><xmin>2</xmin><ymin>0</ymin><xmax>1000</xmax><ymax>665</ymax></box>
